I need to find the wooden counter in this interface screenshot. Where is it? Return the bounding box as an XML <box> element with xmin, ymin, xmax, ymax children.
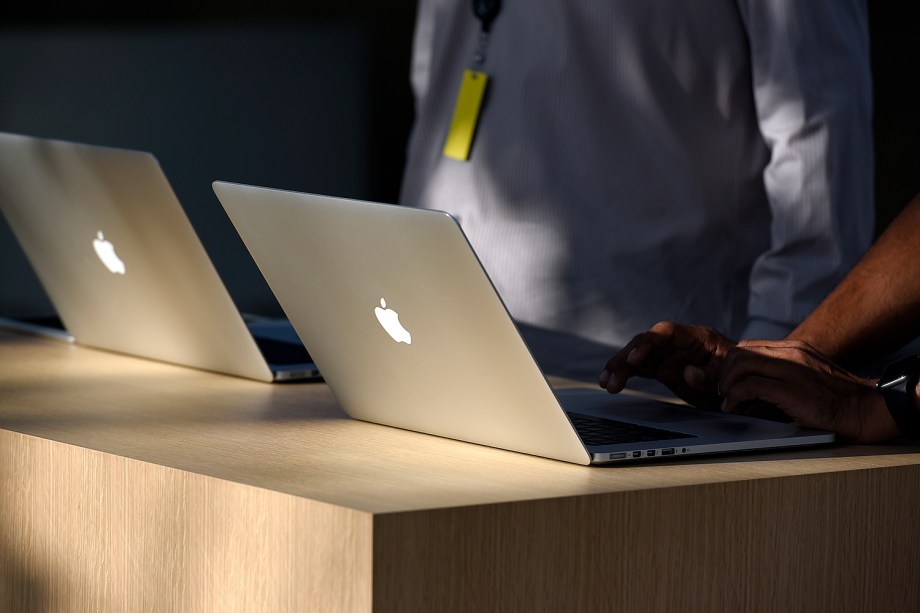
<box><xmin>1</xmin><ymin>330</ymin><xmax>918</xmax><ymax>611</ymax></box>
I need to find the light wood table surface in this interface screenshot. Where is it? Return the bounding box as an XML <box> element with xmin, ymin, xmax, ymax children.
<box><xmin>1</xmin><ymin>329</ymin><xmax>918</xmax><ymax>611</ymax></box>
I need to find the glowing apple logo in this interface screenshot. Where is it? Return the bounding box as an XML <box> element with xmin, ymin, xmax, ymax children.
<box><xmin>92</xmin><ymin>231</ymin><xmax>126</xmax><ymax>274</ymax></box>
<box><xmin>374</xmin><ymin>298</ymin><xmax>412</xmax><ymax>344</ymax></box>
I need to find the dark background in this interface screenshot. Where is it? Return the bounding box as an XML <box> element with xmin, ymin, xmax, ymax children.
<box><xmin>0</xmin><ymin>3</ymin><xmax>916</xmax><ymax>317</ymax></box>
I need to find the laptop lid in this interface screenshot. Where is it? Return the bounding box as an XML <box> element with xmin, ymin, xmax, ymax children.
<box><xmin>0</xmin><ymin>132</ymin><xmax>315</xmax><ymax>382</ymax></box>
<box><xmin>214</xmin><ymin>182</ymin><xmax>834</xmax><ymax>464</ymax></box>
<box><xmin>214</xmin><ymin>181</ymin><xmax>592</xmax><ymax>463</ymax></box>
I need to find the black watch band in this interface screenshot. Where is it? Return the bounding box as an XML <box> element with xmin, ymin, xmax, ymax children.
<box><xmin>877</xmin><ymin>355</ymin><xmax>920</xmax><ymax>439</ymax></box>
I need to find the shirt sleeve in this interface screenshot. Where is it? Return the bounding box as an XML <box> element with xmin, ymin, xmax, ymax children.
<box><xmin>735</xmin><ymin>0</ymin><xmax>874</xmax><ymax>340</ymax></box>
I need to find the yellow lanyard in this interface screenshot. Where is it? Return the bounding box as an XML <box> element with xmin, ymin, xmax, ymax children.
<box><xmin>442</xmin><ymin>0</ymin><xmax>502</xmax><ymax>161</ymax></box>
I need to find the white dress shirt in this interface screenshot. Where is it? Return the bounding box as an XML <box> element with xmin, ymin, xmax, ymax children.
<box><xmin>400</xmin><ymin>0</ymin><xmax>874</xmax><ymax>382</ymax></box>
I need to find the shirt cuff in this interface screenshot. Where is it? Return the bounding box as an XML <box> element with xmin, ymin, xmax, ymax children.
<box><xmin>740</xmin><ymin>319</ymin><xmax>794</xmax><ymax>341</ymax></box>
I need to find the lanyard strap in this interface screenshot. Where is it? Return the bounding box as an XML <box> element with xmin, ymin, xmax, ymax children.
<box><xmin>472</xmin><ymin>0</ymin><xmax>501</xmax><ymax>65</ymax></box>
<box><xmin>473</xmin><ymin>0</ymin><xmax>502</xmax><ymax>32</ymax></box>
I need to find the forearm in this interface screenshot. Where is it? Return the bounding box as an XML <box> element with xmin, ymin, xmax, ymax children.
<box><xmin>791</xmin><ymin>193</ymin><xmax>920</xmax><ymax>368</ymax></box>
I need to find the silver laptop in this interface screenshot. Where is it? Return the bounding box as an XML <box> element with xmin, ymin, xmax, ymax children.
<box><xmin>213</xmin><ymin>181</ymin><xmax>835</xmax><ymax>464</ymax></box>
<box><xmin>0</xmin><ymin>132</ymin><xmax>318</xmax><ymax>382</ymax></box>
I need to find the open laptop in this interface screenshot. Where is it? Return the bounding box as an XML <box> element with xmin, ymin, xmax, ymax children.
<box><xmin>213</xmin><ymin>181</ymin><xmax>835</xmax><ymax>464</ymax></box>
<box><xmin>0</xmin><ymin>132</ymin><xmax>318</xmax><ymax>382</ymax></box>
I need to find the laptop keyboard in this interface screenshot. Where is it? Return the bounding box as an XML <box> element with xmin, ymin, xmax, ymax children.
<box><xmin>567</xmin><ymin>413</ymin><xmax>696</xmax><ymax>446</ymax></box>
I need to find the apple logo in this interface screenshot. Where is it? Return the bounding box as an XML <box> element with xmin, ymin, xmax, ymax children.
<box><xmin>374</xmin><ymin>298</ymin><xmax>412</xmax><ymax>344</ymax></box>
<box><xmin>92</xmin><ymin>231</ymin><xmax>126</xmax><ymax>274</ymax></box>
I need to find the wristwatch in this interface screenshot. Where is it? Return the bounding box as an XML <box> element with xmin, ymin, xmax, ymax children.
<box><xmin>876</xmin><ymin>355</ymin><xmax>920</xmax><ymax>439</ymax></box>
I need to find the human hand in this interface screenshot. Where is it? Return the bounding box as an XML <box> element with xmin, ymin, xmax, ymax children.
<box><xmin>718</xmin><ymin>339</ymin><xmax>900</xmax><ymax>443</ymax></box>
<box><xmin>599</xmin><ymin>321</ymin><xmax>737</xmax><ymax>409</ymax></box>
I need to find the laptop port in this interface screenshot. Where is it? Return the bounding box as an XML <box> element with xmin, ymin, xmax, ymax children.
<box><xmin>632</xmin><ymin>451</ymin><xmax>642</xmax><ymax>458</ymax></box>
<box><xmin>647</xmin><ymin>449</ymin><xmax>656</xmax><ymax>457</ymax></box>
<box><xmin>662</xmin><ymin>448</ymin><xmax>675</xmax><ymax>456</ymax></box>
<box><xmin>609</xmin><ymin>452</ymin><xmax>627</xmax><ymax>460</ymax></box>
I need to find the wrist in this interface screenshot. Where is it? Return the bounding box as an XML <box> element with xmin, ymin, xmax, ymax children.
<box><xmin>860</xmin><ymin>390</ymin><xmax>902</xmax><ymax>443</ymax></box>
<box><xmin>876</xmin><ymin>355</ymin><xmax>920</xmax><ymax>440</ymax></box>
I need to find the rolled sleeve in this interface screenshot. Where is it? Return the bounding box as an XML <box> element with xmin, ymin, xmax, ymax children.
<box><xmin>735</xmin><ymin>0</ymin><xmax>875</xmax><ymax>331</ymax></box>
